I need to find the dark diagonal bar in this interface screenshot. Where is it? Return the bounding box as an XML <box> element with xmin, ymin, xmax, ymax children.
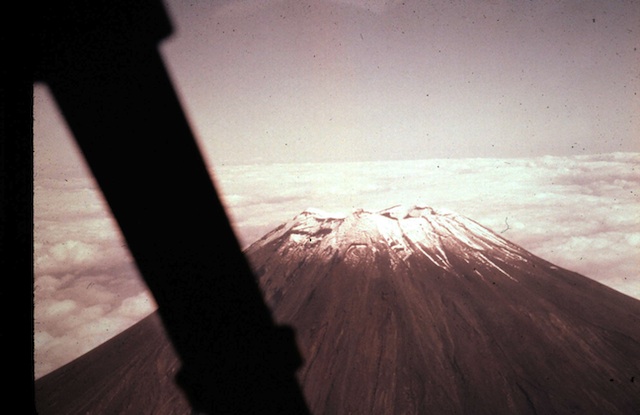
<box><xmin>34</xmin><ymin>1</ymin><xmax>309</xmax><ymax>413</ymax></box>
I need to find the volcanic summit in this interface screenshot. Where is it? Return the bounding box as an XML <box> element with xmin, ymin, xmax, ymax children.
<box><xmin>246</xmin><ymin>205</ymin><xmax>640</xmax><ymax>414</ymax></box>
<box><xmin>35</xmin><ymin>205</ymin><xmax>640</xmax><ymax>414</ymax></box>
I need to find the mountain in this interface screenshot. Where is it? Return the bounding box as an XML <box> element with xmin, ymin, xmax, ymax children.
<box><xmin>246</xmin><ymin>205</ymin><xmax>640</xmax><ymax>414</ymax></box>
<box><xmin>35</xmin><ymin>205</ymin><xmax>640</xmax><ymax>414</ymax></box>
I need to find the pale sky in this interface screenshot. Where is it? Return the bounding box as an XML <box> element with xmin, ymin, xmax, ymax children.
<box><xmin>36</xmin><ymin>0</ymin><xmax>639</xmax><ymax>170</ymax></box>
<box><xmin>33</xmin><ymin>0</ymin><xmax>639</xmax><ymax>379</ymax></box>
<box><xmin>158</xmin><ymin>0</ymin><xmax>639</xmax><ymax>165</ymax></box>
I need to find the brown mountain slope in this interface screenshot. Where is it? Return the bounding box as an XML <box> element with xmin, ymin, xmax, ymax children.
<box><xmin>35</xmin><ymin>312</ymin><xmax>191</xmax><ymax>415</ymax></box>
<box><xmin>246</xmin><ymin>206</ymin><xmax>640</xmax><ymax>414</ymax></box>
<box><xmin>35</xmin><ymin>206</ymin><xmax>640</xmax><ymax>414</ymax></box>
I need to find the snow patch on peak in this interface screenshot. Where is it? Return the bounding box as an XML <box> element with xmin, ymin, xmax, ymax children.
<box><xmin>378</xmin><ymin>204</ymin><xmax>436</xmax><ymax>220</ymax></box>
<box><xmin>250</xmin><ymin>204</ymin><xmax>527</xmax><ymax>281</ymax></box>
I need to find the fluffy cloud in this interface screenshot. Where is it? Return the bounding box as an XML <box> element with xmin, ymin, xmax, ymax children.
<box><xmin>34</xmin><ymin>275</ymin><xmax>157</xmax><ymax>378</ymax></box>
<box><xmin>33</xmin><ymin>297</ymin><xmax>155</xmax><ymax>379</ymax></box>
<box><xmin>34</xmin><ymin>175</ymin><xmax>156</xmax><ymax>379</ymax></box>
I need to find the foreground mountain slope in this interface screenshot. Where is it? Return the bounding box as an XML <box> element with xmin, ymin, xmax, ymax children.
<box><xmin>246</xmin><ymin>205</ymin><xmax>640</xmax><ymax>414</ymax></box>
<box><xmin>35</xmin><ymin>205</ymin><xmax>640</xmax><ymax>414</ymax></box>
<box><xmin>35</xmin><ymin>312</ymin><xmax>191</xmax><ymax>414</ymax></box>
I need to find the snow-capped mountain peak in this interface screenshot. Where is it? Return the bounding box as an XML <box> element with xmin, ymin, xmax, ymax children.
<box><xmin>242</xmin><ymin>204</ymin><xmax>640</xmax><ymax>415</ymax></box>
<box><xmin>247</xmin><ymin>205</ymin><xmax>528</xmax><ymax>279</ymax></box>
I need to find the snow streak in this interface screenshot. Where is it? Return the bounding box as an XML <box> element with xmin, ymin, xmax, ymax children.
<box><xmin>249</xmin><ymin>205</ymin><xmax>528</xmax><ymax>281</ymax></box>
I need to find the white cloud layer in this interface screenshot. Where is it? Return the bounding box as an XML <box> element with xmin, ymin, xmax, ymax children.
<box><xmin>34</xmin><ymin>152</ymin><xmax>639</xmax><ymax>379</ymax></box>
<box><xmin>34</xmin><ymin>175</ymin><xmax>157</xmax><ymax>379</ymax></box>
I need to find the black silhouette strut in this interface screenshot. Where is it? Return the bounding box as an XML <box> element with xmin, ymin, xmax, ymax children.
<box><xmin>33</xmin><ymin>1</ymin><xmax>309</xmax><ymax>413</ymax></box>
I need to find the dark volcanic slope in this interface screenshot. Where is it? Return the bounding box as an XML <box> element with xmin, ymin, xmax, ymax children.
<box><xmin>246</xmin><ymin>206</ymin><xmax>640</xmax><ymax>414</ymax></box>
<box><xmin>35</xmin><ymin>312</ymin><xmax>191</xmax><ymax>415</ymax></box>
<box><xmin>35</xmin><ymin>205</ymin><xmax>640</xmax><ymax>414</ymax></box>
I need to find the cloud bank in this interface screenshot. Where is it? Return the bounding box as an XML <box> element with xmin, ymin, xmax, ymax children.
<box><xmin>34</xmin><ymin>174</ymin><xmax>156</xmax><ymax>378</ymax></box>
<box><xmin>34</xmin><ymin>152</ymin><xmax>639</xmax><ymax>379</ymax></box>
<box><xmin>212</xmin><ymin>152</ymin><xmax>640</xmax><ymax>298</ymax></box>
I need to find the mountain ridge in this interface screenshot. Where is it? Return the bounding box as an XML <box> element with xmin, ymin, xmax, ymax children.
<box><xmin>35</xmin><ymin>205</ymin><xmax>640</xmax><ymax>414</ymax></box>
<box><xmin>246</xmin><ymin>205</ymin><xmax>640</xmax><ymax>414</ymax></box>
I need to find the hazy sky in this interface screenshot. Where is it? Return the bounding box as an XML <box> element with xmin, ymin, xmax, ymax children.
<box><xmin>33</xmin><ymin>0</ymin><xmax>639</xmax><ymax>378</ymax></box>
<box><xmin>35</xmin><ymin>0</ymin><xmax>639</xmax><ymax>168</ymax></box>
<box><xmin>158</xmin><ymin>0</ymin><xmax>639</xmax><ymax>165</ymax></box>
